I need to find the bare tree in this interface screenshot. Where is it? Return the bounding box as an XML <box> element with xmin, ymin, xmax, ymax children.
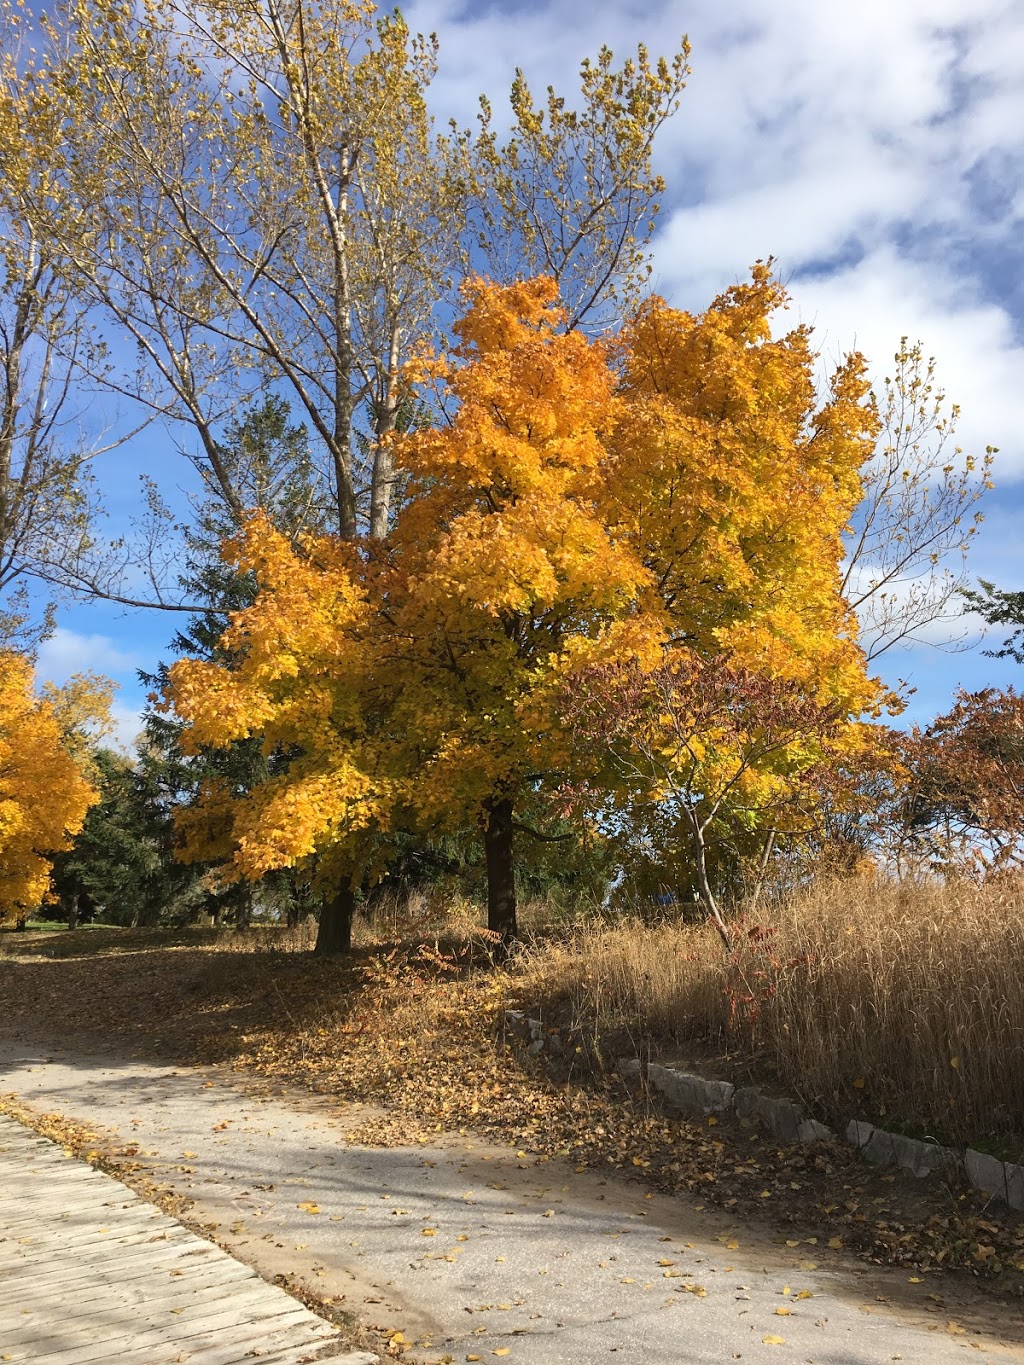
<box><xmin>843</xmin><ymin>341</ymin><xmax>993</xmax><ymax>661</ymax></box>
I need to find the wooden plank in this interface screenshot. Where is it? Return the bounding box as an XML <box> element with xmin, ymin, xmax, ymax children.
<box><xmin>0</xmin><ymin>1115</ymin><xmax>346</xmax><ymax>1365</ymax></box>
<box><xmin>0</xmin><ymin>1235</ymin><xmax>223</xmax><ymax>1289</ymax></box>
<box><xmin>0</xmin><ymin>1287</ymin><xmax>321</xmax><ymax>1349</ymax></box>
<box><xmin>0</xmin><ymin>1218</ymin><xmax>190</xmax><ymax>1258</ymax></box>
<box><xmin>0</xmin><ymin>1254</ymin><xmax>255</xmax><ymax>1309</ymax></box>
<box><xmin>15</xmin><ymin>1306</ymin><xmax>331</xmax><ymax>1365</ymax></box>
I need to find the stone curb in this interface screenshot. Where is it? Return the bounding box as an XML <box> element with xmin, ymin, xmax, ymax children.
<box><xmin>500</xmin><ymin>1010</ymin><xmax>1024</xmax><ymax>1212</ymax></box>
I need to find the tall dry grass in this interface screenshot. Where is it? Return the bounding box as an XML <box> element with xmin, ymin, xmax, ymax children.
<box><xmin>516</xmin><ymin>877</ymin><xmax>1024</xmax><ymax>1149</ymax></box>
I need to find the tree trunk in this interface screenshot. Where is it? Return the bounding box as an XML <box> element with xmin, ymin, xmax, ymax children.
<box><xmin>67</xmin><ymin>893</ymin><xmax>79</xmax><ymax>932</ymax></box>
<box><xmin>483</xmin><ymin>797</ymin><xmax>517</xmax><ymax>952</ymax></box>
<box><xmin>689</xmin><ymin>817</ymin><xmax>731</xmax><ymax>953</ymax></box>
<box><xmin>369</xmin><ymin>322</ymin><xmax>401</xmax><ymax>539</ymax></box>
<box><xmin>234</xmin><ymin>884</ymin><xmax>253</xmax><ymax>931</ymax></box>
<box><xmin>314</xmin><ymin>883</ymin><xmax>354</xmax><ymax>956</ymax></box>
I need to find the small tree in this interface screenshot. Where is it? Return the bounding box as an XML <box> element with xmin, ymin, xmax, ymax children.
<box><xmin>558</xmin><ymin>654</ymin><xmax>871</xmax><ymax>948</ymax></box>
<box><xmin>843</xmin><ymin>343</ymin><xmax>993</xmax><ymax>660</ymax></box>
<box><xmin>895</xmin><ymin>688</ymin><xmax>1024</xmax><ymax>877</ymax></box>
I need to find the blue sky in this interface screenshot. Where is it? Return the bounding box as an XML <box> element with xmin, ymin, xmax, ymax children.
<box><xmin>34</xmin><ymin>0</ymin><xmax>1024</xmax><ymax>748</ymax></box>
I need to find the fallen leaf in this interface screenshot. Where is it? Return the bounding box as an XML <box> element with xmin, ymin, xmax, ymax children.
<box><xmin>763</xmin><ymin>1335</ymin><xmax>786</xmax><ymax>1346</ymax></box>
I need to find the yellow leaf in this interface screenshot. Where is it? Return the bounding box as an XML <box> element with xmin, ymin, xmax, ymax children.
<box><xmin>421</xmin><ymin>1227</ymin><xmax>438</xmax><ymax>1236</ymax></box>
<box><xmin>298</xmin><ymin>1202</ymin><xmax>320</xmax><ymax>1215</ymax></box>
<box><xmin>762</xmin><ymin>1335</ymin><xmax>786</xmax><ymax>1346</ymax></box>
<box><xmin>493</xmin><ymin>1351</ymin><xmax>511</xmax><ymax>1358</ymax></box>
<box><xmin>827</xmin><ymin>1236</ymin><xmax>843</xmax><ymax>1249</ymax></box>
<box><xmin>775</xmin><ymin>1306</ymin><xmax>792</xmax><ymax>1316</ymax></box>
<box><xmin>853</xmin><ymin>1077</ymin><xmax>865</xmax><ymax>1089</ymax></box>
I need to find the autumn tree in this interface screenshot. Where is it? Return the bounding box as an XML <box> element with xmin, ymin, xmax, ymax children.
<box><xmin>0</xmin><ymin>653</ymin><xmax>110</xmax><ymax>926</ymax></box>
<box><xmin>387</xmin><ymin>269</ymin><xmax>889</xmax><ymax>943</ymax></box>
<box><xmin>166</xmin><ymin>271</ymin><xmax>887</xmax><ymax>951</ymax></box>
<box><xmin>894</xmin><ymin>688</ymin><xmax>1024</xmax><ymax>877</ymax></box>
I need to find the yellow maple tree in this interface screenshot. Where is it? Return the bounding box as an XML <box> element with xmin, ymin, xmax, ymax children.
<box><xmin>0</xmin><ymin>652</ymin><xmax>109</xmax><ymax>926</ymax></box>
<box><xmin>165</xmin><ymin>271</ymin><xmax>888</xmax><ymax>950</ymax></box>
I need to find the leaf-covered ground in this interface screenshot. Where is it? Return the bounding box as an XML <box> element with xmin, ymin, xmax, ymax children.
<box><xmin>2</xmin><ymin>928</ymin><xmax>1023</xmax><ymax>1308</ymax></box>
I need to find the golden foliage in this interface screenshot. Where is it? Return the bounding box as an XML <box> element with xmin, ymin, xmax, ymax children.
<box><xmin>0</xmin><ymin>652</ymin><xmax>108</xmax><ymax>923</ymax></box>
<box><xmin>165</xmin><ymin>272</ymin><xmax>887</xmax><ymax>912</ymax></box>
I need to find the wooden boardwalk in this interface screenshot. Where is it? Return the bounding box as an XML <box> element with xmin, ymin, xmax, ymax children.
<box><xmin>0</xmin><ymin>1114</ymin><xmax>369</xmax><ymax>1364</ymax></box>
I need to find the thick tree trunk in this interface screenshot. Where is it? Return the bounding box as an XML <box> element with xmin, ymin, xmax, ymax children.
<box><xmin>483</xmin><ymin>797</ymin><xmax>517</xmax><ymax>951</ymax></box>
<box><xmin>314</xmin><ymin>883</ymin><xmax>354</xmax><ymax>956</ymax></box>
<box><xmin>67</xmin><ymin>893</ymin><xmax>79</xmax><ymax>932</ymax></box>
<box><xmin>234</xmin><ymin>884</ymin><xmax>253</xmax><ymax>931</ymax></box>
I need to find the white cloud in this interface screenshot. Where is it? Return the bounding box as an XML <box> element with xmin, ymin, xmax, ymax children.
<box><xmin>789</xmin><ymin>248</ymin><xmax>1024</xmax><ymax>480</ymax></box>
<box><xmin>36</xmin><ymin>628</ymin><xmax>141</xmax><ymax>688</ymax></box>
<box><xmin>404</xmin><ymin>2</ymin><xmax>1023</xmax><ymax>500</ymax></box>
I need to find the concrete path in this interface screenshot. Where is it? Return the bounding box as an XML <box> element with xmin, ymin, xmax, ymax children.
<box><xmin>0</xmin><ymin>1113</ymin><xmax>375</xmax><ymax>1365</ymax></box>
<box><xmin>2</xmin><ymin>1038</ymin><xmax>1022</xmax><ymax>1365</ymax></box>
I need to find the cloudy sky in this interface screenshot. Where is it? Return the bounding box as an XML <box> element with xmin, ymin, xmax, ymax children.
<box><xmin>40</xmin><ymin>0</ymin><xmax>1024</xmax><ymax>747</ymax></box>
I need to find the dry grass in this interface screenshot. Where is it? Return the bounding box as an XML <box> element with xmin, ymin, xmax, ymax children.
<box><xmin>5</xmin><ymin>876</ymin><xmax>1022</xmax><ymax>1153</ymax></box>
<box><xmin>516</xmin><ymin>876</ymin><xmax>1024</xmax><ymax>1151</ymax></box>
<box><xmin>6</xmin><ymin>883</ymin><xmax>1024</xmax><ymax>1282</ymax></box>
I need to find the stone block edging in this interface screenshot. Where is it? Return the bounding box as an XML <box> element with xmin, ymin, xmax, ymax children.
<box><xmin>500</xmin><ymin>1010</ymin><xmax>1024</xmax><ymax>1212</ymax></box>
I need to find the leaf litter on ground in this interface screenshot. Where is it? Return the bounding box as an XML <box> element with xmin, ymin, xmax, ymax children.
<box><xmin>2</xmin><ymin>929</ymin><xmax>1023</xmax><ymax>1302</ymax></box>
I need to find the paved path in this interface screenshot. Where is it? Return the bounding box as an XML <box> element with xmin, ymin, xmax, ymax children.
<box><xmin>0</xmin><ymin>1113</ymin><xmax>374</xmax><ymax>1365</ymax></box>
<box><xmin>2</xmin><ymin>1039</ymin><xmax>1023</xmax><ymax>1365</ymax></box>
